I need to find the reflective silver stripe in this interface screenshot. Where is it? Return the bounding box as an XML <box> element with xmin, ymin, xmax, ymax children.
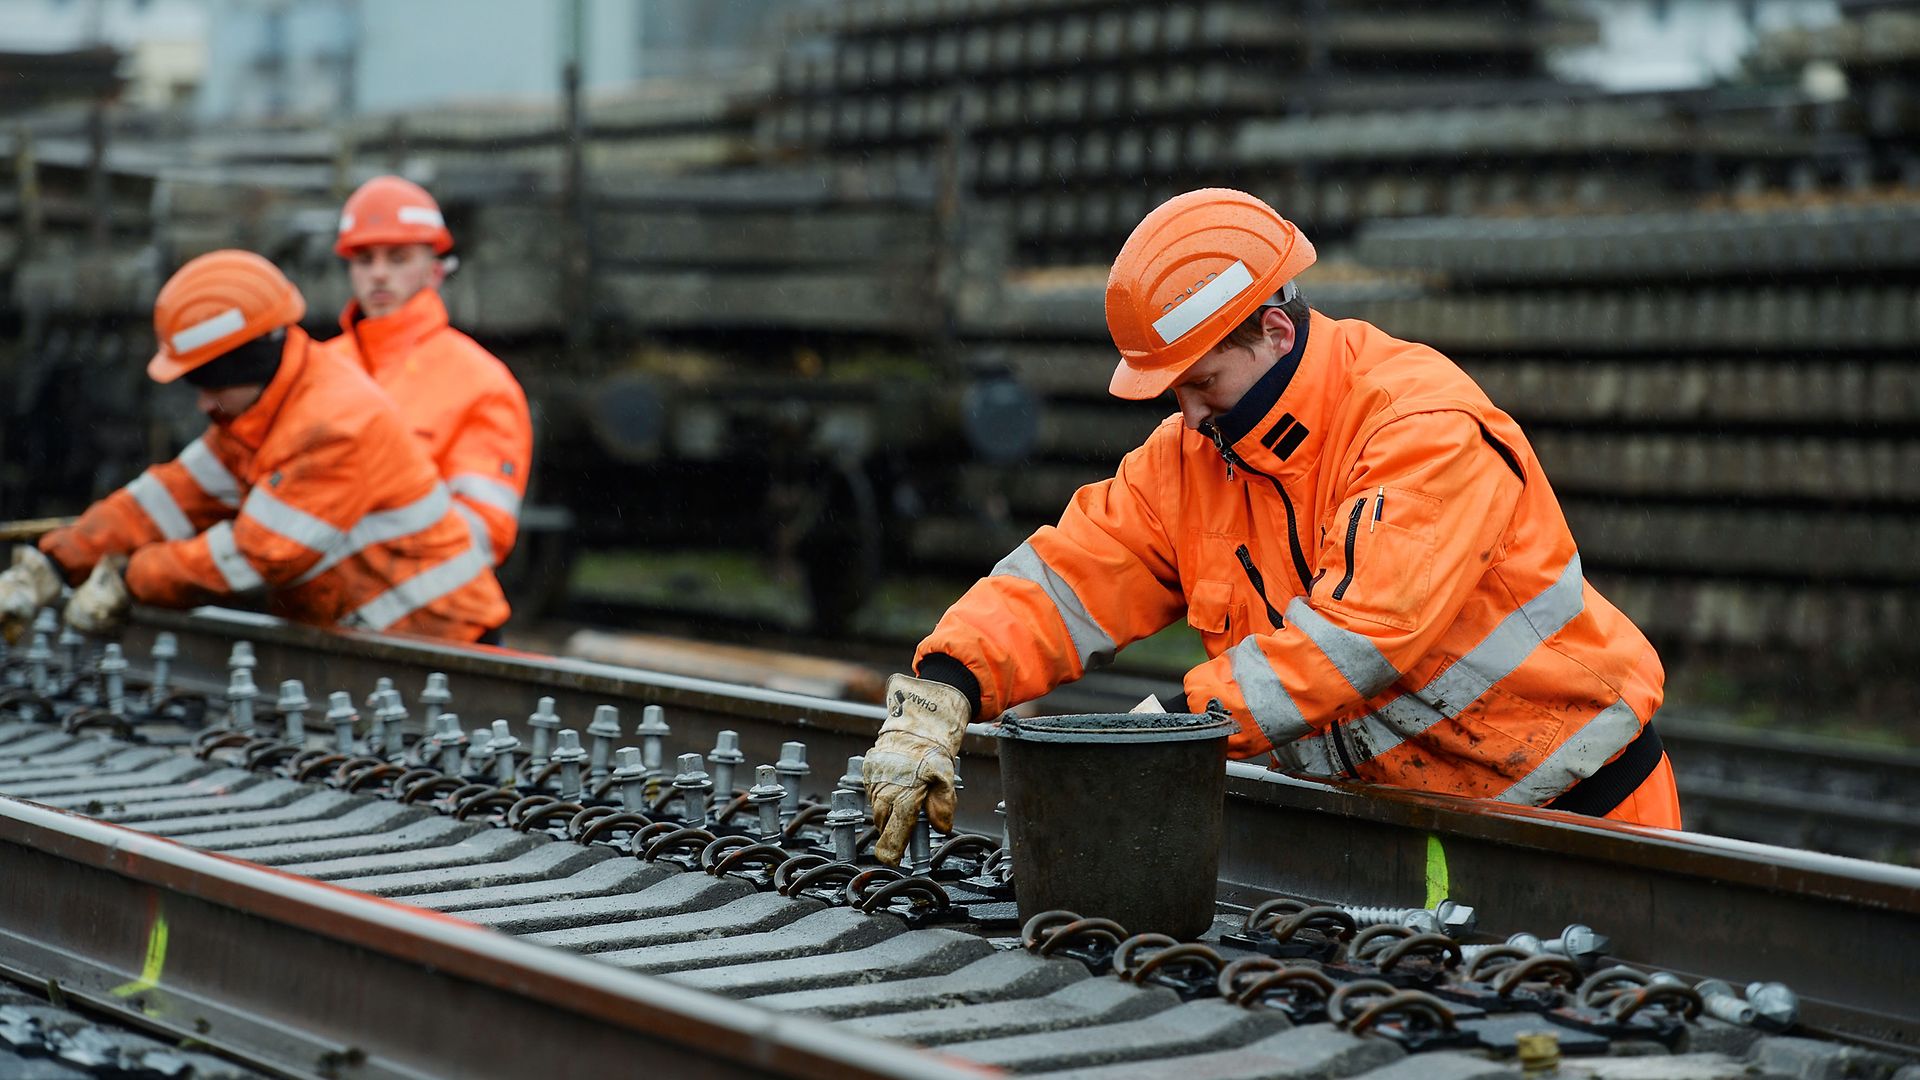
<box><xmin>1227</xmin><ymin>636</ymin><xmax>1313</xmax><ymax>748</ymax></box>
<box><xmin>345</xmin><ymin>546</ymin><xmax>491</xmax><ymax>631</ymax></box>
<box><xmin>1285</xmin><ymin>597</ymin><xmax>1399</xmax><ymax>698</ymax></box>
<box><xmin>169</xmin><ymin>307</ymin><xmax>246</xmax><ymax>354</ymax></box>
<box><xmin>448</xmin><ymin>473</ymin><xmax>522</xmax><ymax>517</ymax></box>
<box><xmin>1152</xmin><ymin>260</ymin><xmax>1255</xmax><ymax>345</ymax></box>
<box><xmin>455</xmin><ymin>502</ymin><xmax>493</xmax><ymax>563</ymax></box>
<box><xmin>126</xmin><ymin>473</ymin><xmax>194</xmax><ymax>541</ymax></box>
<box><xmin>990</xmin><ymin>542</ymin><xmax>1117</xmax><ymax>672</ymax></box>
<box><xmin>242</xmin><ymin>486</ymin><xmax>346</xmax><ymax>553</ymax></box>
<box><xmin>1418</xmin><ymin>554</ymin><xmax>1586</xmax><ymax>717</ymax></box>
<box><xmin>177</xmin><ymin>437</ymin><xmax>241</xmax><ymax>509</ymax></box>
<box><xmin>1329</xmin><ymin>553</ymin><xmax>1589</xmax><ymax>769</ymax></box>
<box><xmin>203</xmin><ymin>520</ymin><xmax>264</xmax><ymax>592</ymax></box>
<box><xmin>1496</xmin><ymin>698</ymin><xmax>1644</xmax><ymax>806</ymax></box>
<box><xmin>397</xmin><ymin>205</ymin><xmax>445</xmax><ymax>228</ymax></box>
<box><xmin>291</xmin><ymin>485</ymin><xmax>454</xmax><ymax>585</ymax></box>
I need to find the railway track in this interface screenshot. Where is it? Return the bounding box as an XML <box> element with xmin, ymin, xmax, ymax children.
<box><xmin>0</xmin><ymin>606</ymin><xmax>1915</xmax><ymax>1079</ymax></box>
<box><xmin>559</xmin><ymin>595</ymin><xmax>1920</xmax><ymax>864</ymax></box>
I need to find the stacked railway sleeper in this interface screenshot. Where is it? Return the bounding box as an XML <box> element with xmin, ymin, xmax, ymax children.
<box><xmin>1</xmin><ymin>610</ymin><xmax>1915</xmax><ymax>1078</ymax></box>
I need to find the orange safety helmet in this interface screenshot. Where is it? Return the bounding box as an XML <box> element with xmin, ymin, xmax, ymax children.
<box><xmin>148</xmin><ymin>250</ymin><xmax>306</xmax><ymax>384</ymax></box>
<box><xmin>1104</xmin><ymin>188</ymin><xmax>1316</xmax><ymax>400</ymax></box>
<box><xmin>334</xmin><ymin>175</ymin><xmax>454</xmax><ymax>257</ymax></box>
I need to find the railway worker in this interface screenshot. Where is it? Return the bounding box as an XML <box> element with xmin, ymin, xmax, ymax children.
<box><xmin>0</xmin><ymin>250</ymin><xmax>510</xmax><ymax>643</ymax></box>
<box><xmin>864</xmin><ymin>188</ymin><xmax>1680</xmax><ymax>865</ymax></box>
<box><xmin>324</xmin><ymin>175</ymin><xmax>532</xmax><ymax>574</ymax></box>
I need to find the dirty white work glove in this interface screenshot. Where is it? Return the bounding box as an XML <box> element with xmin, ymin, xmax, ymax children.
<box><xmin>0</xmin><ymin>546</ymin><xmax>64</xmax><ymax>643</ymax></box>
<box><xmin>64</xmin><ymin>556</ymin><xmax>130</xmax><ymax>635</ymax></box>
<box><xmin>865</xmin><ymin>673</ymin><xmax>972</xmax><ymax>866</ymax></box>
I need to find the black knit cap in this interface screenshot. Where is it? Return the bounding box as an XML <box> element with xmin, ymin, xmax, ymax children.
<box><xmin>181</xmin><ymin>329</ymin><xmax>284</xmax><ymax>390</ymax></box>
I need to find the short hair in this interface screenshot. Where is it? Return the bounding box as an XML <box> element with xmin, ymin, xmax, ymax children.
<box><xmin>1220</xmin><ymin>283</ymin><xmax>1308</xmax><ymax>350</ymax></box>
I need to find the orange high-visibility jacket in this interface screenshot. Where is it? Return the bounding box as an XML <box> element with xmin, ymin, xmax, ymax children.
<box><xmin>328</xmin><ymin>289</ymin><xmax>531</xmax><ymax>566</ymax></box>
<box><xmin>919</xmin><ymin>311</ymin><xmax>1670</xmax><ymax>816</ymax></box>
<box><xmin>40</xmin><ymin>329</ymin><xmax>509</xmax><ymax>640</ymax></box>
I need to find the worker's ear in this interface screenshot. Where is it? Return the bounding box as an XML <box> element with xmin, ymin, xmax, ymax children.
<box><xmin>1259</xmin><ymin>306</ymin><xmax>1296</xmax><ymax>357</ymax></box>
<box><xmin>429</xmin><ymin>256</ymin><xmax>453</xmax><ymax>289</ymax></box>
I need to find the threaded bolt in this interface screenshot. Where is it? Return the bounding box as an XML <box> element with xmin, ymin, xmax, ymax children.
<box><xmin>635</xmin><ymin>705</ymin><xmax>670</xmax><ymax>772</ymax></box>
<box><xmin>747</xmin><ymin>764</ymin><xmax>786</xmax><ymax>838</ymax></box>
<box><xmin>26</xmin><ymin>633</ymin><xmax>51</xmax><ymax>696</ymax></box>
<box><xmin>488</xmin><ymin>719</ymin><xmax>521</xmax><ymax>786</ymax></box>
<box><xmin>98</xmin><ymin>644</ymin><xmax>128</xmax><ymax>715</ymax></box>
<box><xmin>227</xmin><ymin>667</ymin><xmax>258</xmax><ymax>733</ymax></box>
<box><xmin>588</xmin><ymin>705</ymin><xmax>624</xmax><ymax>780</ymax></box>
<box><xmin>673</xmin><ymin>753</ymin><xmax>712</xmax><ymax>826</ymax></box>
<box><xmin>548</xmin><ymin>730</ymin><xmax>588</xmax><ymax>801</ymax></box>
<box><xmin>708</xmin><ymin>730</ymin><xmax>745</xmax><ymax>798</ymax></box>
<box><xmin>1745</xmin><ymin>981</ymin><xmax>1798</xmax><ymax>1031</ymax></box>
<box><xmin>608</xmin><ymin>745</ymin><xmax>645</xmax><ymax>810</ymax></box>
<box><xmin>464</xmin><ymin>726</ymin><xmax>493</xmax><ymax>777</ymax></box>
<box><xmin>148</xmin><ymin>631</ymin><xmax>177</xmax><ymax>701</ymax></box>
<box><xmin>527</xmin><ymin>696</ymin><xmax>561</xmax><ymax>767</ymax></box>
<box><xmin>57</xmin><ymin>627</ymin><xmax>83</xmax><ymax>675</ymax></box>
<box><xmin>326</xmin><ymin>692</ymin><xmax>358</xmax><ymax>754</ymax></box>
<box><xmin>277</xmin><ymin>679</ymin><xmax>309</xmax><ymax>743</ymax></box>
<box><xmin>1541</xmin><ymin>924</ymin><xmax>1610</xmax><ymax>969</ymax></box>
<box><xmin>226</xmin><ymin>641</ymin><xmax>255</xmax><ymax>676</ymax></box>
<box><xmin>775</xmin><ymin>741</ymin><xmax>809</xmax><ymax>822</ymax></box>
<box><xmin>826</xmin><ymin>788</ymin><xmax>863</xmax><ymax>862</ymax></box>
<box><xmin>1692</xmin><ymin>978</ymin><xmax>1758</xmax><ymax>1026</ymax></box>
<box><xmin>419</xmin><ymin>672</ymin><xmax>451</xmax><ymax>728</ymax></box>
<box><xmin>435</xmin><ymin>714</ymin><xmax>467</xmax><ymax>774</ymax></box>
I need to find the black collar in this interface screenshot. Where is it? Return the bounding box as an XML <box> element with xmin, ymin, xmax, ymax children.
<box><xmin>1212</xmin><ymin>314</ymin><xmax>1309</xmax><ymax>447</ymax></box>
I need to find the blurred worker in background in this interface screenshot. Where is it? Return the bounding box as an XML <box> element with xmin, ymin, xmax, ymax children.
<box><xmin>324</xmin><ymin>176</ymin><xmax>532</xmax><ymax>592</ymax></box>
<box><xmin>865</xmin><ymin>188</ymin><xmax>1679</xmax><ymax>864</ymax></box>
<box><xmin>0</xmin><ymin>250</ymin><xmax>509</xmax><ymax>643</ymax></box>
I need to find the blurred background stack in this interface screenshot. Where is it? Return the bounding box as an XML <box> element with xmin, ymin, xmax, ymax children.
<box><xmin>1</xmin><ymin>0</ymin><xmax>1915</xmax><ymax>758</ymax></box>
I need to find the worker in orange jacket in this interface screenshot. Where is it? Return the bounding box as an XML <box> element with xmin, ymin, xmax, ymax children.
<box><xmin>865</xmin><ymin>189</ymin><xmax>1681</xmax><ymax>864</ymax></box>
<box><xmin>0</xmin><ymin>250</ymin><xmax>509</xmax><ymax>643</ymax></box>
<box><xmin>324</xmin><ymin>176</ymin><xmax>532</xmax><ymax>574</ymax></box>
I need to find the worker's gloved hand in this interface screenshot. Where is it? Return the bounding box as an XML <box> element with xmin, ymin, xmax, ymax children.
<box><xmin>64</xmin><ymin>556</ymin><xmax>130</xmax><ymax>636</ymax></box>
<box><xmin>0</xmin><ymin>546</ymin><xmax>64</xmax><ymax>643</ymax></box>
<box><xmin>865</xmin><ymin>673</ymin><xmax>972</xmax><ymax>866</ymax></box>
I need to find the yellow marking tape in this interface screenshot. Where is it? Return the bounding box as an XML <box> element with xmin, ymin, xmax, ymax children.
<box><xmin>1424</xmin><ymin>835</ymin><xmax>1449</xmax><ymax>910</ymax></box>
<box><xmin>110</xmin><ymin>912</ymin><xmax>168</xmax><ymax>998</ymax></box>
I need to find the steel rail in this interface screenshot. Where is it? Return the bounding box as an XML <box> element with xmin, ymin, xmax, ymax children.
<box><xmin>117</xmin><ymin>606</ymin><xmax>1920</xmax><ymax>1051</ymax></box>
<box><xmin>0</xmin><ymin>795</ymin><xmax>992</xmax><ymax>1080</ymax></box>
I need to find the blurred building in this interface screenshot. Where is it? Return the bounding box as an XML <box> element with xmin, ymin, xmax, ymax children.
<box><xmin>0</xmin><ymin>0</ymin><xmax>207</xmax><ymax>109</ymax></box>
<box><xmin>1556</xmin><ymin>0</ymin><xmax>1842</xmax><ymax>89</ymax></box>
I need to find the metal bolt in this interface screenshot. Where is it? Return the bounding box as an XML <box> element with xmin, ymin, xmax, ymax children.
<box><xmin>98</xmin><ymin>644</ymin><xmax>128</xmax><ymax>715</ymax></box>
<box><xmin>32</xmin><ymin>609</ymin><xmax>56</xmax><ymax>640</ymax></box>
<box><xmin>1540</xmin><ymin>924</ymin><xmax>1610</xmax><ymax>970</ymax></box>
<box><xmin>635</xmin><ymin>705</ymin><xmax>670</xmax><ymax>772</ymax></box>
<box><xmin>588</xmin><ymin>705</ymin><xmax>624</xmax><ymax>780</ymax></box>
<box><xmin>25</xmin><ymin>634</ymin><xmax>50</xmax><ymax>696</ymax></box>
<box><xmin>57</xmin><ymin>627</ymin><xmax>83</xmax><ymax>674</ymax></box>
<box><xmin>326</xmin><ymin>692</ymin><xmax>358</xmax><ymax>754</ymax></box>
<box><xmin>747</xmin><ymin>764</ymin><xmax>786</xmax><ymax>837</ymax></box>
<box><xmin>1744</xmin><ymin>981</ymin><xmax>1798</xmax><ymax>1031</ymax></box>
<box><xmin>435</xmin><ymin>714</ymin><xmax>467</xmax><ymax>774</ymax></box>
<box><xmin>910</xmin><ymin>809</ymin><xmax>932</xmax><ymax>875</ymax></box>
<box><xmin>364</xmin><ymin>677</ymin><xmax>394</xmax><ymax>716</ymax></box>
<box><xmin>775</xmin><ymin>741</ymin><xmax>809</xmax><ymax>821</ymax></box>
<box><xmin>549</xmin><ymin>730</ymin><xmax>589</xmax><ymax>801</ymax></box>
<box><xmin>608</xmin><ymin>745</ymin><xmax>645</xmax><ymax>810</ymax></box>
<box><xmin>526</xmin><ymin>697</ymin><xmax>562</xmax><ymax>768</ymax></box>
<box><xmin>226</xmin><ymin>641</ymin><xmax>255</xmax><ymax>677</ymax></box>
<box><xmin>837</xmin><ymin>754</ymin><xmax>866</xmax><ymax>797</ymax></box>
<box><xmin>419</xmin><ymin>672</ymin><xmax>451</xmax><ymax>728</ymax></box>
<box><xmin>825</xmin><ymin>788</ymin><xmax>862</xmax><ymax>862</ymax></box>
<box><xmin>488</xmin><ymin>720</ymin><xmax>521</xmax><ymax>786</ymax></box>
<box><xmin>227</xmin><ymin>667</ymin><xmax>259</xmax><ymax>733</ymax></box>
<box><xmin>996</xmin><ymin>799</ymin><xmax>1009</xmax><ymax>849</ymax></box>
<box><xmin>1337</xmin><ymin>901</ymin><xmax>1476</xmax><ymax>936</ymax></box>
<box><xmin>1459</xmin><ymin>932</ymin><xmax>1546</xmax><ymax>965</ymax></box>
<box><xmin>672</xmin><ymin>753</ymin><xmax>713</xmax><ymax>827</ymax></box>
<box><xmin>148</xmin><ymin>631</ymin><xmax>177</xmax><ymax>701</ymax></box>
<box><xmin>464</xmin><ymin>726</ymin><xmax>494</xmax><ymax>777</ymax></box>
<box><xmin>371</xmin><ymin>690</ymin><xmax>407</xmax><ymax>756</ymax></box>
<box><xmin>1692</xmin><ymin>978</ymin><xmax>1758</xmax><ymax>1026</ymax></box>
<box><xmin>277</xmin><ymin>680</ymin><xmax>309</xmax><ymax>743</ymax></box>
<box><xmin>708</xmin><ymin>730</ymin><xmax>745</xmax><ymax>799</ymax></box>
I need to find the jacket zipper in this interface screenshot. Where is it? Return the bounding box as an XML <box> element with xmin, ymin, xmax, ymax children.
<box><xmin>1330</xmin><ymin>498</ymin><xmax>1368</xmax><ymax>601</ymax></box>
<box><xmin>1205</xmin><ymin>423</ymin><xmax>1314</xmax><ymax>593</ymax></box>
<box><xmin>1234</xmin><ymin>545</ymin><xmax>1285</xmax><ymax>630</ymax></box>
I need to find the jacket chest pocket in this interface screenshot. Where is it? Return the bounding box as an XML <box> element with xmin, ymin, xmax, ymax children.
<box><xmin>1186</xmin><ymin>578</ymin><xmax>1248</xmax><ymax>655</ymax></box>
<box><xmin>1324</xmin><ymin>486</ymin><xmax>1441</xmax><ymax>631</ymax></box>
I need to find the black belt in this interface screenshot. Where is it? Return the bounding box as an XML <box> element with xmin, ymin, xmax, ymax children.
<box><xmin>1544</xmin><ymin>720</ymin><xmax>1665</xmax><ymax>819</ymax></box>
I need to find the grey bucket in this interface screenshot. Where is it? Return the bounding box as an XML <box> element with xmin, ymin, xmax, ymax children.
<box><xmin>992</xmin><ymin>709</ymin><xmax>1237</xmax><ymax>940</ymax></box>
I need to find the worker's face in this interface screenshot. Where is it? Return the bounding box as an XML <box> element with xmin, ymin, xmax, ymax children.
<box><xmin>1169</xmin><ymin>308</ymin><xmax>1297</xmax><ymax>430</ymax></box>
<box><xmin>196</xmin><ymin>385</ymin><xmax>266</xmax><ymax>425</ymax></box>
<box><xmin>346</xmin><ymin>243</ymin><xmax>444</xmax><ymax>318</ymax></box>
